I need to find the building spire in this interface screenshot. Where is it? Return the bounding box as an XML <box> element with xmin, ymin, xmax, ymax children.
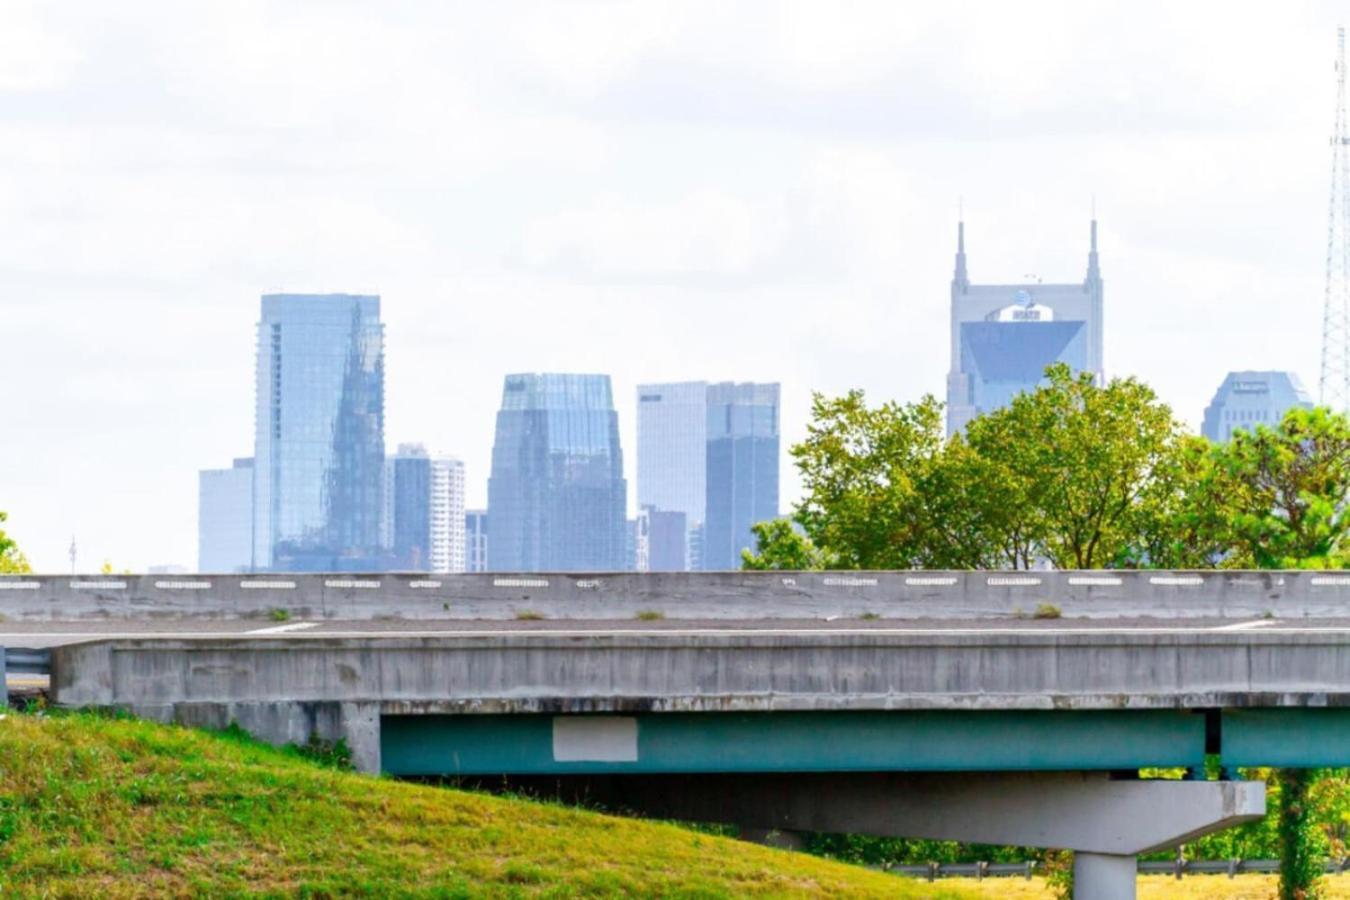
<box><xmin>1085</xmin><ymin>218</ymin><xmax>1101</xmax><ymax>283</ymax></box>
<box><xmin>954</xmin><ymin>218</ymin><xmax>969</xmax><ymax>288</ymax></box>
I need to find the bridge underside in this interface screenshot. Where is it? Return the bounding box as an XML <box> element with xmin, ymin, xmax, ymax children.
<box><xmin>380</xmin><ymin>708</ymin><xmax>1350</xmax><ymax>776</ymax></box>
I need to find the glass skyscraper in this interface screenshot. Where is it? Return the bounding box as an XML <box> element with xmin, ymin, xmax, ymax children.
<box><xmin>946</xmin><ymin>220</ymin><xmax>1104</xmax><ymax>435</ymax></box>
<box><xmin>636</xmin><ymin>382</ymin><xmax>706</xmax><ymax>569</ymax></box>
<box><xmin>487</xmin><ymin>373</ymin><xmax>627</xmax><ymax>571</ymax></box>
<box><xmin>703</xmin><ymin>382</ymin><xmax>780</xmax><ymax>571</ymax></box>
<box><xmin>252</xmin><ymin>293</ymin><xmax>385</xmax><ymax>572</ymax></box>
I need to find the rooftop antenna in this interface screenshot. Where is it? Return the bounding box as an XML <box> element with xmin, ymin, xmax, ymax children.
<box><xmin>68</xmin><ymin>535</ymin><xmax>77</xmax><ymax>575</ymax></box>
<box><xmin>1320</xmin><ymin>26</ymin><xmax>1350</xmax><ymax>412</ymax></box>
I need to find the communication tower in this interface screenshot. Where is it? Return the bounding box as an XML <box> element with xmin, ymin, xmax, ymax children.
<box><xmin>1320</xmin><ymin>26</ymin><xmax>1350</xmax><ymax>411</ymax></box>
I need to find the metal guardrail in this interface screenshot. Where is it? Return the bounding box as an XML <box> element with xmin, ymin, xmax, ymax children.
<box><xmin>1</xmin><ymin>646</ymin><xmax>52</xmax><ymax>708</ymax></box>
<box><xmin>888</xmin><ymin>858</ymin><xmax>1350</xmax><ymax>881</ymax></box>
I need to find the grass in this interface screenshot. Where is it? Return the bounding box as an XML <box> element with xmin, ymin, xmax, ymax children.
<box><xmin>514</xmin><ymin>609</ymin><xmax>546</xmax><ymax>621</ymax></box>
<box><xmin>944</xmin><ymin>873</ymin><xmax>1350</xmax><ymax>898</ymax></box>
<box><xmin>634</xmin><ymin>609</ymin><xmax>665</xmax><ymax>621</ymax></box>
<box><xmin>0</xmin><ymin>711</ymin><xmax>973</xmax><ymax>898</ymax></box>
<box><xmin>267</xmin><ymin>607</ymin><xmax>290</xmax><ymax>623</ymax></box>
<box><xmin>1032</xmin><ymin>603</ymin><xmax>1062</xmax><ymax>620</ymax></box>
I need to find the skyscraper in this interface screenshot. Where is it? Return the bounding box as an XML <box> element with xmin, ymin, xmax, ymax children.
<box><xmin>636</xmin><ymin>381</ymin><xmax>707</xmax><ymax>571</ymax></box>
<box><xmin>946</xmin><ymin>221</ymin><xmax>1104</xmax><ymax>435</ymax></box>
<box><xmin>252</xmin><ymin>293</ymin><xmax>385</xmax><ymax>572</ymax></box>
<box><xmin>465</xmin><ymin>509</ymin><xmax>488</xmax><ymax>573</ymax></box>
<box><xmin>703</xmin><ymin>382</ymin><xmax>780</xmax><ymax>571</ymax></box>
<box><xmin>487</xmin><ymin>373</ymin><xmax>627</xmax><ymax>571</ymax></box>
<box><xmin>198</xmin><ymin>457</ymin><xmax>253</xmax><ymax>572</ymax></box>
<box><xmin>428</xmin><ymin>455</ymin><xmax>466</xmax><ymax>573</ymax></box>
<box><xmin>1201</xmin><ymin>371</ymin><xmax>1314</xmax><ymax>442</ymax></box>
<box><xmin>382</xmin><ymin>444</ymin><xmax>466</xmax><ymax>572</ymax></box>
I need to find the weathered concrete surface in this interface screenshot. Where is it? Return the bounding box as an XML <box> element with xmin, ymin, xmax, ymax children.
<box><xmin>5</xmin><ymin>569</ymin><xmax>1349</xmax><ymax>621</ymax></box>
<box><xmin>483</xmin><ymin>771</ymin><xmax>1265</xmax><ymax>855</ymax></box>
<box><xmin>52</xmin><ymin>630</ymin><xmax>1350</xmax><ymax>713</ymax></box>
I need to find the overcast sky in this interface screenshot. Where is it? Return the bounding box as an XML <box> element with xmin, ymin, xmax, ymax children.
<box><xmin>1</xmin><ymin>1</ymin><xmax>1345</xmax><ymax>571</ymax></box>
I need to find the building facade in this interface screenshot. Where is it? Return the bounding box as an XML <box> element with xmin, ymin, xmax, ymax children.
<box><xmin>381</xmin><ymin>444</ymin><xmax>466</xmax><ymax>572</ymax></box>
<box><xmin>946</xmin><ymin>221</ymin><xmax>1104</xmax><ymax>435</ymax></box>
<box><xmin>703</xmin><ymin>381</ymin><xmax>780</xmax><ymax>571</ymax></box>
<box><xmin>465</xmin><ymin>509</ymin><xmax>488</xmax><ymax>573</ymax></box>
<box><xmin>252</xmin><ymin>293</ymin><xmax>385</xmax><ymax>572</ymax></box>
<box><xmin>486</xmin><ymin>373</ymin><xmax>627</xmax><ymax>572</ymax></box>
<box><xmin>198</xmin><ymin>457</ymin><xmax>254</xmax><ymax>572</ymax></box>
<box><xmin>635</xmin><ymin>381</ymin><xmax>707</xmax><ymax>571</ymax></box>
<box><xmin>428</xmin><ymin>455</ymin><xmax>466</xmax><ymax>573</ymax></box>
<box><xmin>1201</xmin><ymin>371</ymin><xmax>1314</xmax><ymax>442</ymax></box>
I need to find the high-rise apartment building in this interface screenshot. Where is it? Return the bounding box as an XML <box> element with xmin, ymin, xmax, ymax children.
<box><xmin>946</xmin><ymin>221</ymin><xmax>1104</xmax><ymax>435</ymax></box>
<box><xmin>252</xmin><ymin>293</ymin><xmax>385</xmax><ymax>572</ymax></box>
<box><xmin>1201</xmin><ymin>371</ymin><xmax>1314</xmax><ymax>442</ymax></box>
<box><xmin>428</xmin><ymin>455</ymin><xmax>466</xmax><ymax>573</ymax></box>
<box><xmin>703</xmin><ymin>382</ymin><xmax>780</xmax><ymax>571</ymax></box>
<box><xmin>487</xmin><ymin>373</ymin><xmax>627</xmax><ymax>571</ymax></box>
<box><xmin>465</xmin><ymin>509</ymin><xmax>488</xmax><ymax>573</ymax></box>
<box><xmin>198</xmin><ymin>457</ymin><xmax>254</xmax><ymax>572</ymax></box>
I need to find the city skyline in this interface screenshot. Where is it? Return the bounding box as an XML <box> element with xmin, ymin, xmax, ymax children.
<box><xmin>2</xmin><ymin>4</ymin><xmax>1345</xmax><ymax>570</ymax></box>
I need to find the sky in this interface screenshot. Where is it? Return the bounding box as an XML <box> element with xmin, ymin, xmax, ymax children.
<box><xmin>0</xmin><ymin>1</ymin><xmax>1345</xmax><ymax>571</ymax></box>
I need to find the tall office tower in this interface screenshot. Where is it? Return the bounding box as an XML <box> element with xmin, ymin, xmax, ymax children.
<box><xmin>703</xmin><ymin>382</ymin><xmax>780</xmax><ymax>571</ymax></box>
<box><xmin>487</xmin><ymin>374</ymin><xmax>627</xmax><ymax>572</ymax></box>
<box><xmin>945</xmin><ymin>221</ymin><xmax>1104</xmax><ymax>435</ymax></box>
<box><xmin>636</xmin><ymin>383</ymin><xmax>707</xmax><ymax>568</ymax></box>
<box><xmin>382</xmin><ymin>444</ymin><xmax>466</xmax><ymax>571</ymax></box>
<box><xmin>252</xmin><ymin>293</ymin><xmax>385</xmax><ymax>572</ymax></box>
<box><xmin>642</xmin><ymin>505</ymin><xmax>689</xmax><ymax>572</ymax></box>
<box><xmin>198</xmin><ymin>457</ymin><xmax>254</xmax><ymax>572</ymax></box>
<box><xmin>1201</xmin><ymin>371</ymin><xmax>1314</xmax><ymax>443</ymax></box>
<box><xmin>465</xmin><ymin>509</ymin><xmax>488</xmax><ymax>573</ymax></box>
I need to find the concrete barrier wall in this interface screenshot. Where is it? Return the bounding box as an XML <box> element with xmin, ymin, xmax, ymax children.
<box><xmin>51</xmin><ymin>629</ymin><xmax>1350</xmax><ymax>712</ymax></box>
<box><xmin>3</xmin><ymin>570</ymin><xmax>1348</xmax><ymax>621</ymax></box>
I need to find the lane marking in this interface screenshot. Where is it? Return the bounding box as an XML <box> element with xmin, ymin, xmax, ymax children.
<box><xmin>7</xmin><ymin>624</ymin><xmax>1350</xmax><ymax>643</ymax></box>
<box><xmin>244</xmin><ymin>622</ymin><xmax>320</xmax><ymax>635</ymax></box>
<box><xmin>1214</xmin><ymin>619</ymin><xmax>1279</xmax><ymax>631</ymax></box>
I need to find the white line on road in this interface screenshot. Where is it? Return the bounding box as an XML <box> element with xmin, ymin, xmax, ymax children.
<box><xmin>245</xmin><ymin>622</ymin><xmax>320</xmax><ymax>635</ymax></box>
<box><xmin>1213</xmin><ymin>619</ymin><xmax>1279</xmax><ymax>631</ymax></box>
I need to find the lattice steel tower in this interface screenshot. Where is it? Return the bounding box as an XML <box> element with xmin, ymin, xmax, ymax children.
<box><xmin>1320</xmin><ymin>26</ymin><xmax>1350</xmax><ymax>411</ymax></box>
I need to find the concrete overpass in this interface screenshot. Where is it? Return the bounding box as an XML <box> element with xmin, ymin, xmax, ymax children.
<box><xmin>9</xmin><ymin>570</ymin><xmax>1350</xmax><ymax>898</ymax></box>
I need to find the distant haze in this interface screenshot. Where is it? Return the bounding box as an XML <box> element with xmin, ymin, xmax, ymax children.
<box><xmin>0</xmin><ymin>1</ymin><xmax>1343</xmax><ymax>570</ymax></box>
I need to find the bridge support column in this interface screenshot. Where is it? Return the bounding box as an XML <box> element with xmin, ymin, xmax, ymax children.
<box><xmin>340</xmin><ymin>702</ymin><xmax>381</xmax><ymax>774</ymax></box>
<box><xmin>1073</xmin><ymin>852</ymin><xmax>1137</xmax><ymax>900</ymax></box>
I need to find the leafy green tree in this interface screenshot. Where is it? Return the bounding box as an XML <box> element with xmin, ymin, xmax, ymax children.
<box><xmin>0</xmin><ymin>511</ymin><xmax>32</xmax><ymax>574</ymax></box>
<box><xmin>741</xmin><ymin>520</ymin><xmax>829</xmax><ymax>570</ymax></box>
<box><xmin>1217</xmin><ymin>407</ymin><xmax>1350</xmax><ymax>569</ymax></box>
<box><xmin>1121</xmin><ymin>434</ymin><xmax>1243</xmax><ymax>569</ymax></box>
<box><xmin>966</xmin><ymin>364</ymin><xmax>1187</xmax><ymax>569</ymax></box>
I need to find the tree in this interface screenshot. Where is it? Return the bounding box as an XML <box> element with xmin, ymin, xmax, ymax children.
<box><xmin>1120</xmin><ymin>434</ymin><xmax>1244</xmax><ymax>569</ymax></box>
<box><xmin>966</xmin><ymin>364</ymin><xmax>1188</xmax><ymax>569</ymax></box>
<box><xmin>0</xmin><ymin>511</ymin><xmax>32</xmax><ymax>574</ymax></box>
<box><xmin>1217</xmin><ymin>407</ymin><xmax>1350</xmax><ymax>569</ymax></box>
<box><xmin>741</xmin><ymin>520</ymin><xmax>829</xmax><ymax>570</ymax></box>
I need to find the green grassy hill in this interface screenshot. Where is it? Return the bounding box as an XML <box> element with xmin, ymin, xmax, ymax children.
<box><xmin>0</xmin><ymin>711</ymin><xmax>975</xmax><ymax>898</ymax></box>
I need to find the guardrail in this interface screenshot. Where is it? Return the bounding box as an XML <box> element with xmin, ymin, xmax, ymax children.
<box><xmin>0</xmin><ymin>569</ymin><xmax>1347</xmax><ymax>622</ymax></box>
<box><xmin>888</xmin><ymin>858</ymin><xmax>1350</xmax><ymax>881</ymax></box>
<box><xmin>1</xmin><ymin>646</ymin><xmax>52</xmax><ymax>708</ymax></box>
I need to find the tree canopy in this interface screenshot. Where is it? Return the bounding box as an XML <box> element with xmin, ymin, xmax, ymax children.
<box><xmin>0</xmin><ymin>510</ymin><xmax>31</xmax><ymax>575</ymax></box>
<box><xmin>745</xmin><ymin>366</ymin><xmax>1350</xmax><ymax>573</ymax></box>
